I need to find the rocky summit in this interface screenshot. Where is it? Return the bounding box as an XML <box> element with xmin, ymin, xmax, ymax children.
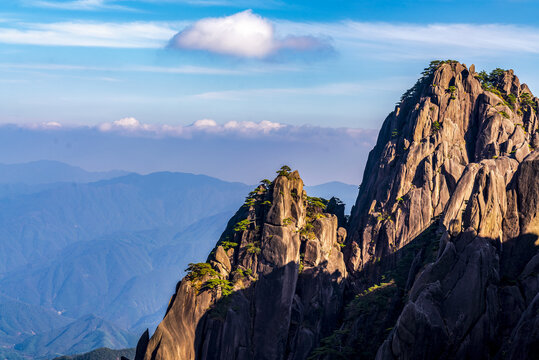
<box><xmin>132</xmin><ymin>61</ymin><xmax>539</xmax><ymax>360</ymax></box>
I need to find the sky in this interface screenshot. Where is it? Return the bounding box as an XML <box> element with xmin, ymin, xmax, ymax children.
<box><xmin>0</xmin><ymin>0</ymin><xmax>538</xmax><ymax>184</ymax></box>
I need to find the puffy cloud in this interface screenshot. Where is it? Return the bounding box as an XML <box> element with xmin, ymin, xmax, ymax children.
<box><xmin>223</xmin><ymin>120</ymin><xmax>284</xmax><ymax>133</ymax></box>
<box><xmin>192</xmin><ymin>118</ymin><xmax>218</xmax><ymax>128</ymax></box>
<box><xmin>88</xmin><ymin>117</ymin><xmax>375</xmax><ymax>143</ymax></box>
<box><xmin>96</xmin><ymin>117</ymin><xmax>286</xmax><ymax>137</ymax></box>
<box><xmin>168</xmin><ymin>10</ymin><xmax>333</xmax><ymax>58</ymax></box>
<box><xmin>98</xmin><ymin>117</ymin><xmax>152</xmax><ymax>132</ymax></box>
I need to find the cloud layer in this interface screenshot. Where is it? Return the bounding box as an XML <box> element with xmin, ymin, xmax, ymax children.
<box><xmin>168</xmin><ymin>10</ymin><xmax>333</xmax><ymax>58</ymax></box>
<box><xmin>1</xmin><ymin>15</ymin><xmax>539</xmax><ymax>58</ymax></box>
<box><xmin>0</xmin><ymin>120</ymin><xmax>377</xmax><ymax>184</ymax></box>
<box><xmin>31</xmin><ymin>0</ymin><xmax>121</xmax><ymax>11</ymax></box>
<box><xmin>14</xmin><ymin>117</ymin><xmax>376</xmax><ymax>144</ymax></box>
<box><xmin>96</xmin><ymin>117</ymin><xmax>315</xmax><ymax>138</ymax></box>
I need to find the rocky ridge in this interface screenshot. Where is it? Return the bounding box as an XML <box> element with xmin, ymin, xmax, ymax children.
<box><xmin>347</xmin><ymin>61</ymin><xmax>538</xmax><ymax>280</ymax></box>
<box><xmin>134</xmin><ymin>61</ymin><xmax>539</xmax><ymax>359</ymax></box>
<box><xmin>136</xmin><ymin>169</ymin><xmax>348</xmax><ymax>360</ymax></box>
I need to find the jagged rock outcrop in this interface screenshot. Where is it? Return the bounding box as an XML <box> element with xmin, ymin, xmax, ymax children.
<box><xmin>132</xmin><ymin>61</ymin><xmax>539</xmax><ymax>360</ymax></box>
<box><xmin>135</xmin><ymin>170</ymin><xmax>347</xmax><ymax>360</ymax></box>
<box><xmin>346</xmin><ymin>61</ymin><xmax>539</xmax><ymax>284</ymax></box>
<box><xmin>376</xmin><ymin>151</ymin><xmax>539</xmax><ymax>360</ymax></box>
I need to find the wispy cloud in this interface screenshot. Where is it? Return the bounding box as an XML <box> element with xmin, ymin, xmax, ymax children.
<box><xmin>0</xmin><ymin>62</ymin><xmax>304</xmax><ymax>76</ymax></box>
<box><xmin>168</xmin><ymin>10</ymin><xmax>333</xmax><ymax>58</ymax></box>
<box><xmin>27</xmin><ymin>0</ymin><xmax>129</xmax><ymax>11</ymax></box>
<box><xmin>190</xmin><ymin>82</ymin><xmax>365</xmax><ymax>100</ymax></box>
<box><xmin>0</xmin><ymin>20</ymin><xmax>177</xmax><ymax>48</ymax></box>
<box><xmin>277</xmin><ymin>20</ymin><xmax>539</xmax><ymax>58</ymax></box>
<box><xmin>135</xmin><ymin>0</ymin><xmax>285</xmax><ymax>8</ymax></box>
<box><xmin>0</xmin><ymin>62</ymin><xmax>241</xmax><ymax>75</ymax></box>
<box><xmin>0</xmin><ymin>16</ymin><xmax>538</xmax><ymax>58</ymax></box>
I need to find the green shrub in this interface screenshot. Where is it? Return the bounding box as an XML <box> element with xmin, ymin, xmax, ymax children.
<box><xmin>220</xmin><ymin>241</ymin><xmax>238</xmax><ymax>251</ymax></box>
<box><xmin>376</xmin><ymin>212</ymin><xmax>392</xmax><ymax>222</ymax></box>
<box><xmin>201</xmin><ymin>278</ymin><xmax>233</xmax><ymax>296</ymax></box>
<box><xmin>446</xmin><ymin>85</ymin><xmax>457</xmax><ymax>100</ymax></box>
<box><xmin>246</xmin><ymin>241</ymin><xmax>261</xmax><ymax>255</ymax></box>
<box><xmin>300</xmin><ymin>223</ymin><xmax>316</xmax><ymax>240</ymax></box>
<box><xmin>243</xmin><ymin>197</ymin><xmax>256</xmax><ymax>207</ymax></box>
<box><xmin>432</xmin><ymin>121</ymin><xmax>441</xmax><ymax>132</ymax></box>
<box><xmin>185</xmin><ymin>263</ymin><xmax>219</xmax><ymax>281</ymax></box>
<box><xmin>282</xmin><ymin>217</ymin><xmax>294</xmax><ymax>226</ymax></box>
<box><xmin>306</xmin><ymin>196</ymin><xmax>327</xmax><ymax>210</ymax></box>
<box><xmin>276</xmin><ymin>165</ymin><xmax>291</xmax><ymax>176</ymax></box>
<box><xmin>499</xmin><ymin>111</ymin><xmax>510</xmax><ymax>119</ymax></box>
<box><xmin>233</xmin><ymin>219</ymin><xmax>252</xmax><ymax>232</ymax></box>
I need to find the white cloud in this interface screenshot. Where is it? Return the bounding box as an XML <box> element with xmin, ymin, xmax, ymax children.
<box><xmin>28</xmin><ymin>0</ymin><xmax>128</xmax><ymax>11</ymax></box>
<box><xmin>0</xmin><ymin>62</ymin><xmax>304</xmax><ymax>76</ymax></box>
<box><xmin>277</xmin><ymin>20</ymin><xmax>539</xmax><ymax>58</ymax></box>
<box><xmin>98</xmin><ymin>117</ymin><xmax>154</xmax><ymax>132</ymax></box>
<box><xmin>0</xmin><ymin>21</ymin><xmax>177</xmax><ymax>48</ymax></box>
<box><xmin>190</xmin><ymin>82</ymin><xmax>365</xmax><ymax>100</ymax></box>
<box><xmin>0</xmin><ymin>62</ymin><xmax>243</xmax><ymax>76</ymax></box>
<box><xmin>19</xmin><ymin>121</ymin><xmax>64</xmax><ymax>130</ymax></box>
<box><xmin>0</xmin><ymin>16</ymin><xmax>538</xmax><ymax>59</ymax></box>
<box><xmin>96</xmin><ymin>117</ymin><xmax>290</xmax><ymax>138</ymax></box>
<box><xmin>16</xmin><ymin>118</ymin><xmax>374</xmax><ymax>143</ymax></box>
<box><xmin>168</xmin><ymin>10</ymin><xmax>333</xmax><ymax>58</ymax></box>
<box><xmin>192</xmin><ymin>118</ymin><xmax>218</xmax><ymax>128</ymax></box>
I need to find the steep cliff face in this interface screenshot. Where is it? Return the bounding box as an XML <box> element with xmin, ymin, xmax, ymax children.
<box><xmin>328</xmin><ymin>62</ymin><xmax>539</xmax><ymax>359</ymax></box>
<box><xmin>136</xmin><ymin>170</ymin><xmax>347</xmax><ymax>360</ymax></box>
<box><xmin>347</xmin><ymin>61</ymin><xmax>538</xmax><ymax>280</ymax></box>
<box><xmin>132</xmin><ymin>61</ymin><xmax>539</xmax><ymax>360</ymax></box>
<box><xmin>377</xmin><ymin>151</ymin><xmax>539</xmax><ymax>360</ymax></box>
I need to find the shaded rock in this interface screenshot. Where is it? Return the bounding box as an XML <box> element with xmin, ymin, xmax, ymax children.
<box><xmin>136</xmin><ymin>170</ymin><xmax>347</xmax><ymax>360</ymax></box>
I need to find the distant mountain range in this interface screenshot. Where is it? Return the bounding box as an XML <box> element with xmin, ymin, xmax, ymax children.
<box><xmin>15</xmin><ymin>315</ymin><xmax>137</xmax><ymax>360</ymax></box>
<box><xmin>52</xmin><ymin>347</ymin><xmax>135</xmax><ymax>360</ymax></box>
<box><xmin>0</xmin><ymin>161</ymin><xmax>354</xmax><ymax>359</ymax></box>
<box><xmin>0</xmin><ymin>160</ymin><xmax>129</xmax><ymax>185</ymax></box>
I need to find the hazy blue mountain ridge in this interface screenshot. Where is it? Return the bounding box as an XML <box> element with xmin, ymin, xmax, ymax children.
<box><xmin>0</xmin><ymin>162</ymin><xmax>355</xmax><ymax>359</ymax></box>
<box><xmin>0</xmin><ymin>161</ymin><xmax>129</xmax><ymax>185</ymax></box>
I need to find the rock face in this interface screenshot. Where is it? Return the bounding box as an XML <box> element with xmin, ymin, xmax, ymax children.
<box><xmin>133</xmin><ymin>62</ymin><xmax>539</xmax><ymax>360</ymax></box>
<box><xmin>376</xmin><ymin>152</ymin><xmax>539</xmax><ymax>359</ymax></box>
<box><xmin>347</xmin><ymin>62</ymin><xmax>539</xmax><ymax>359</ymax></box>
<box><xmin>346</xmin><ymin>62</ymin><xmax>538</xmax><ymax>282</ymax></box>
<box><xmin>135</xmin><ymin>171</ymin><xmax>347</xmax><ymax>360</ymax></box>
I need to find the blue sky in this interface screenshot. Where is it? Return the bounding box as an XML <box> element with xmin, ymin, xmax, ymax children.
<box><xmin>0</xmin><ymin>1</ymin><xmax>538</xmax><ymax>184</ymax></box>
<box><xmin>1</xmin><ymin>0</ymin><xmax>539</xmax><ymax>129</ymax></box>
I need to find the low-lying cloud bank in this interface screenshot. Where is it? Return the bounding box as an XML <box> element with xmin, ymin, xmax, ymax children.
<box><xmin>97</xmin><ymin>117</ymin><xmax>287</xmax><ymax>137</ymax></box>
<box><xmin>23</xmin><ymin>117</ymin><xmax>375</xmax><ymax>143</ymax></box>
<box><xmin>1</xmin><ymin>120</ymin><xmax>377</xmax><ymax>185</ymax></box>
